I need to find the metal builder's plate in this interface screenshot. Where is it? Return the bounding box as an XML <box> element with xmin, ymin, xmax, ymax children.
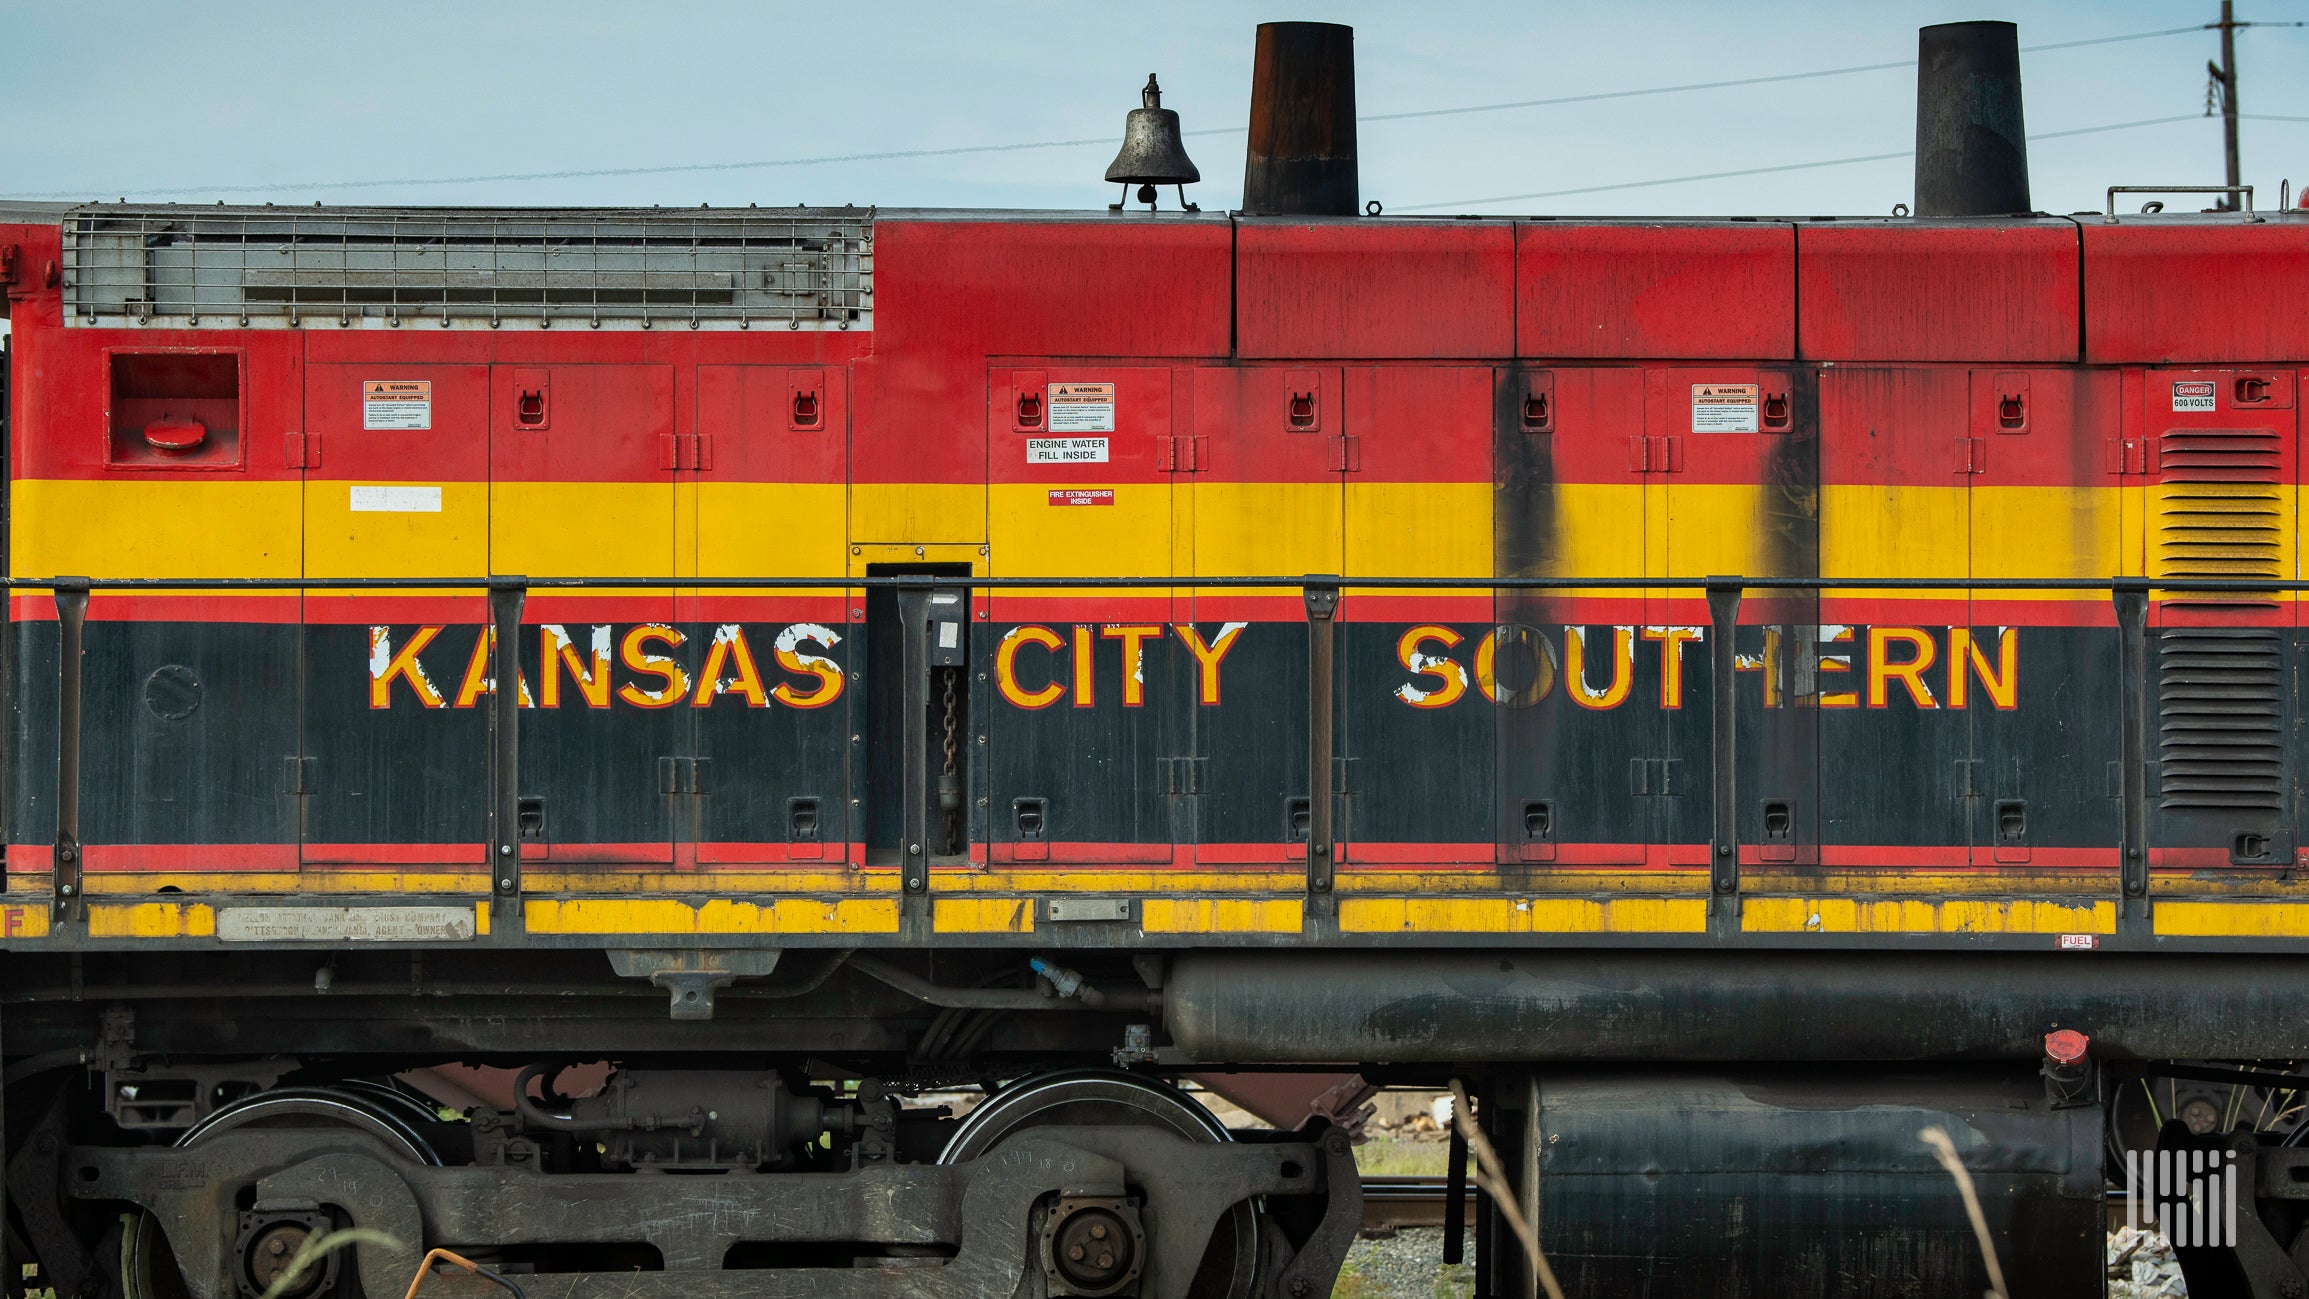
<box><xmin>1045</xmin><ymin>898</ymin><xmax>1133</xmax><ymax>923</ymax></box>
<box><xmin>217</xmin><ymin>906</ymin><xmax>476</xmax><ymax>943</ymax></box>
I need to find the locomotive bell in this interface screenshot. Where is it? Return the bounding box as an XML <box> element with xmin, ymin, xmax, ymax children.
<box><xmin>1104</xmin><ymin>74</ymin><xmax>1200</xmax><ymax>211</ymax></box>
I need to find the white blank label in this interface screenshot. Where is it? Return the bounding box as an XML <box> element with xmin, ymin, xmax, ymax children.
<box><xmin>350</xmin><ymin>486</ymin><xmax>443</xmax><ymax>513</ymax></box>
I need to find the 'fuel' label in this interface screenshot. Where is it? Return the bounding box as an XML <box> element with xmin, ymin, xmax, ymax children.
<box><xmin>2172</xmin><ymin>381</ymin><xmax>2217</xmax><ymax>412</ymax></box>
<box><xmin>363</xmin><ymin>379</ymin><xmax>432</xmax><ymax>430</ymax></box>
<box><xmin>1047</xmin><ymin>382</ymin><xmax>1116</xmax><ymax>433</ymax></box>
<box><xmin>1027</xmin><ymin>438</ymin><xmax>1109</xmax><ymax>464</ymax></box>
<box><xmin>1691</xmin><ymin>383</ymin><xmax>1759</xmax><ymax>433</ymax></box>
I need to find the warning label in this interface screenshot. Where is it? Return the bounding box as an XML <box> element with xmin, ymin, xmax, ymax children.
<box><xmin>2172</xmin><ymin>381</ymin><xmax>2217</xmax><ymax>413</ymax></box>
<box><xmin>1047</xmin><ymin>382</ymin><xmax>1116</xmax><ymax>433</ymax></box>
<box><xmin>1048</xmin><ymin>489</ymin><xmax>1116</xmax><ymax>507</ymax></box>
<box><xmin>363</xmin><ymin>380</ymin><xmax>432</xmax><ymax>430</ymax></box>
<box><xmin>1027</xmin><ymin>438</ymin><xmax>1110</xmax><ymax>465</ymax></box>
<box><xmin>1691</xmin><ymin>383</ymin><xmax>1759</xmax><ymax>433</ymax></box>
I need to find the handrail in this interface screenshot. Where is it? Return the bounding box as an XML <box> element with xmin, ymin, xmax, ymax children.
<box><xmin>4</xmin><ymin>574</ymin><xmax>2306</xmax><ymax>592</ymax></box>
<box><xmin>1</xmin><ymin>569</ymin><xmax>2261</xmax><ymax>928</ymax></box>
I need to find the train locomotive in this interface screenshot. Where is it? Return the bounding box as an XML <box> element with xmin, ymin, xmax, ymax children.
<box><xmin>7</xmin><ymin>17</ymin><xmax>2309</xmax><ymax>1299</ymax></box>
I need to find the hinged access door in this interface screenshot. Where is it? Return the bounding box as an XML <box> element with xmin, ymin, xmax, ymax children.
<box><xmin>1817</xmin><ymin>368</ymin><xmax>1971</xmax><ymax>868</ymax></box>
<box><xmin>1340</xmin><ymin>366</ymin><xmax>1493</xmax><ymax>866</ymax></box>
<box><xmin>1965</xmin><ymin>367</ymin><xmax>2123</xmax><ymax>868</ymax></box>
<box><xmin>986</xmin><ymin>365</ymin><xmax>1178</xmax><ymax>865</ymax></box>
<box><xmin>490</xmin><ymin>363</ymin><xmax>678</xmax><ymax>866</ymax></box>
<box><xmin>1493</xmin><ymin>366</ymin><xmax>1653</xmax><ymax>867</ymax></box>
<box><xmin>1189</xmin><ymin>365</ymin><xmax>1343</xmax><ymax>865</ymax></box>
<box><xmin>300</xmin><ymin>361</ymin><xmax>490</xmax><ymax>866</ymax></box>
<box><xmin>2139</xmin><ymin>367</ymin><xmax>2297</xmax><ymax>870</ymax></box>
<box><xmin>687</xmin><ymin>365</ymin><xmax>855</xmax><ymax>866</ymax></box>
<box><xmin>70</xmin><ymin>344</ymin><xmax>304</xmax><ymax>876</ymax></box>
<box><xmin>1659</xmin><ymin>367</ymin><xmax>1820</xmax><ymax>869</ymax></box>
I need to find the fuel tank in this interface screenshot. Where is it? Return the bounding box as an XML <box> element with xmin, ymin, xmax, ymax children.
<box><xmin>1504</xmin><ymin>1070</ymin><xmax>2101</xmax><ymax>1298</ymax></box>
<box><xmin>1164</xmin><ymin>949</ymin><xmax>2309</xmax><ymax>1061</ymax></box>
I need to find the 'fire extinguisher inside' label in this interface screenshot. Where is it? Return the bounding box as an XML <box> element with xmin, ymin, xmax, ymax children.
<box><xmin>363</xmin><ymin>380</ymin><xmax>432</xmax><ymax>430</ymax></box>
<box><xmin>1046</xmin><ymin>382</ymin><xmax>1116</xmax><ymax>433</ymax></box>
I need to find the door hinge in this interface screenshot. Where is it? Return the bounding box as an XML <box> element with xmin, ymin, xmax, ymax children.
<box><xmin>1628</xmin><ymin>758</ymin><xmax>1680</xmax><ymax>795</ymax></box>
<box><xmin>1160</xmin><ymin>435</ymin><xmax>1205</xmax><ymax>473</ymax></box>
<box><xmin>2105</xmin><ymin>436</ymin><xmax>2149</xmax><ymax>476</ymax></box>
<box><xmin>1327</xmin><ymin>434</ymin><xmax>1361</xmax><ymax>473</ymax></box>
<box><xmin>1159</xmin><ymin>756</ymin><xmax>1206</xmax><ymax>794</ymax></box>
<box><xmin>283</xmin><ymin>431</ymin><xmax>319</xmax><ymax>469</ymax></box>
<box><xmin>658</xmin><ymin>756</ymin><xmax>705</xmax><ymax>794</ymax></box>
<box><xmin>1628</xmin><ymin>435</ymin><xmax>1682</xmax><ymax>474</ymax></box>
<box><xmin>282</xmin><ymin>755</ymin><xmax>317</xmax><ymax>795</ymax></box>
<box><xmin>1957</xmin><ymin>436</ymin><xmax>1987</xmax><ymax>474</ymax></box>
<box><xmin>658</xmin><ymin>433</ymin><xmax>712</xmax><ymax>471</ymax></box>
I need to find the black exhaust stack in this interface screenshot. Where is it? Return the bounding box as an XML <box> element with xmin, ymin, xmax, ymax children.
<box><xmin>1241</xmin><ymin>22</ymin><xmax>1358</xmax><ymax>217</ymax></box>
<box><xmin>1913</xmin><ymin>20</ymin><xmax>2031</xmax><ymax>217</ymax></box>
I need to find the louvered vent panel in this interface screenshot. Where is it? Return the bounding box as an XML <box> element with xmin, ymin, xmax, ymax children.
<box><xmin>2154</xmin><ymin>428</ymin><xmax>2283</xmax><ymax>606</ymax></box>
<box><xmin>62</xmin><ymin>205</ymin><xmax>872</xmax><ymax>330</ymax></box>
<box><xmin>2157</xmin><ymin>627</ymin><xmax>2283</xmax><ymax>811</ymax></box>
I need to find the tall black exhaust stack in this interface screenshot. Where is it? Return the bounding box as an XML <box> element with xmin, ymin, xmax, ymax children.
<box><xmin>1914</xmin><ymin>20</ymin><xmax>2031</xmax><ymax>216</ymax></box>
<box><xmin>1242</xmin><ymin>22</ymin><xmax>1358</xmax><ymax>217</ymax></box>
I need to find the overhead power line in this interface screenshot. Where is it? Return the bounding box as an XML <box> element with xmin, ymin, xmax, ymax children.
<box><xmin>1394</xmin><ymin>115</ymin><xmax>2206</xmax><ymax>211</ymax></box>
<box><xmin>1360</xmin><ymin>24</ymin><xmax>2204</xmax><ymax>125</ymax></box>
<box><xmin>0</xmin><ymin>24</ymin><xmax>2206</xmax><ymax>201</ymax></box>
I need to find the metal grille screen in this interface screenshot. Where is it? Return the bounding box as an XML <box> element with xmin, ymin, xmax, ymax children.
<box><xmin>2157</xmin><ymin>627</ymin><xmax>2283</xmax><ymax>811</ymax></box>
<box><xmin>62</xmin><ymin>205</ymin><xmax>872</xmax><ymax>330</ymax></box>
<box><xmin>2154</xmin><ymin>427</ymin><xmax>2284</xmax><ymax>607</ymax></box>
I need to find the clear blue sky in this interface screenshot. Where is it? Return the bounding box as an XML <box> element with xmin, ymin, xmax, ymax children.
<box><xmin>0</xmin><ymin>0</ymin><xmax>2302</xmax><ymax>216</ymax></box>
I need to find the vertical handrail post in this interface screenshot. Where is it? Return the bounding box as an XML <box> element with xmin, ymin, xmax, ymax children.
<box><xmin>488</xmin><ymin>578</ymin><xmax>527</xmax><ymax>903</ymax></box>
<box><xmin>2114</xmin><ymin>579</ymin><xmax>2151</xmax><ymax>908</ymax></box>
<box><xmin>1303</xmin><ymin>576</ymin><xmax>1340</xmax><ymax>895</ymax></box>
<box><xmin>1705</xmin><ymin>577</ymin><xmax>1744</xmax><ymax>903</ymax></box>
<box><xmin>51</xmin><ymin>579</ymin><xmax>88</xmax><ymax>919</ymax></box>
<box><xmin>897</xmin><ymin>581</ymin><xmax>931</xmax><ymax>896</ymax></box>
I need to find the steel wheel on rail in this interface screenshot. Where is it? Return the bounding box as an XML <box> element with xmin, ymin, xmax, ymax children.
<box><xmin>2107</xmin><ymin>1066</ymin><xmax>2309</xmax><ymax>1176</ymax></box>
<box><xmin>122</xmin><ymin>1086</ymin><xmax>443</xmax><ymax>1299</ymax></box>
<box><xmin>938</xmin><ymin>1069</ymin><xmax>1264</xmax><ymax>1299</ymax></box>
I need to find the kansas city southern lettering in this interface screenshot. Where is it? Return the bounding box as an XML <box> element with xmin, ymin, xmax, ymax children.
<box><xmin>368</xmin><ymin>623</ymin><xmax>845</xmax><ymax>710</ymax></box>
<box><xmin>366</xmin><ymin>621</ymin><xmax>2019</xmax><ymax>713</ymax></box>
<box><xmin>1393</xmin><ymin>623</ymin><xmax>2020</xmax><ymax>711</ymax></box>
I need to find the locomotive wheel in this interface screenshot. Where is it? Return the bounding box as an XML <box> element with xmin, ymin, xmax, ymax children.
<box><xmin>122</xmin><ymin>1086</ymin><xmax>442</xmax><ymax>1299</ymax></box>
<box><xmin>2108</xmin><ymin>1069</ymin><xmax>2307</xmax><ymax>1174</ymax></box>
<box><xmin>938</xmin><ymin>1070</ymin><xmax>1263</xmax><ymax>1299</ymax></box>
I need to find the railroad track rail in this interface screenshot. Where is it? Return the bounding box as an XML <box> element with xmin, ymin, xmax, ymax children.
<box><xmin>1361</xmin><ymin>1176</ymin><xmax>1478</xmax><ymax>1233</ymax></box>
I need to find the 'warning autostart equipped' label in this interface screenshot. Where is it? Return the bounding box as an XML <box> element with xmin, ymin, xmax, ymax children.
<box><xmin>2172</xmin><ymin>381</ymin><xmax>2217</xmax><ymax>412</ymax></box>
<box><xmin>1691</xmin><ymin>383</ymin><xmax>1759</xmax><ymax>433</ymax></box>
<box><xmin>363</xmin><ymin>379</ymin><xmax>432</xmax><ymax>430</ymax></box>
<box><xmin>1047</xmin><ymin>382</ymin><xmax>1116</xmax><ymax>433</ymax></box>
<box><xmin>1027</xmin><ymin>438</ymin><xmax>1110</xmax><ymax>464</ymax></box>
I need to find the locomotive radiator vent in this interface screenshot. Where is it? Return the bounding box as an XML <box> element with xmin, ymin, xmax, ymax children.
<box><xmin>2154</xmin><ymin>426</ymin><xmax>2285</xmax><ymax>606</ymax></box>
<box><xmin>2156</xmin><ymin>627</ymin><xmax>2283</xmax><ymax>811</ymax></box>
<box><xmin>61</xmin><ymin>205</ymin><xmax>872</xmax><ymax>330</ymax></box>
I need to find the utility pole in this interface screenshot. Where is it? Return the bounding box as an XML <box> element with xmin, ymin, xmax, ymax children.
<box><xmin>2210</xmin><ymin>2</ymin><xmax>2241</xmax><ymax>209</ymax></box>
<box><xmin>2204</xmin><ymin>6</ymin><xmax>2306</xmax><ymax>211</ymax></box>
